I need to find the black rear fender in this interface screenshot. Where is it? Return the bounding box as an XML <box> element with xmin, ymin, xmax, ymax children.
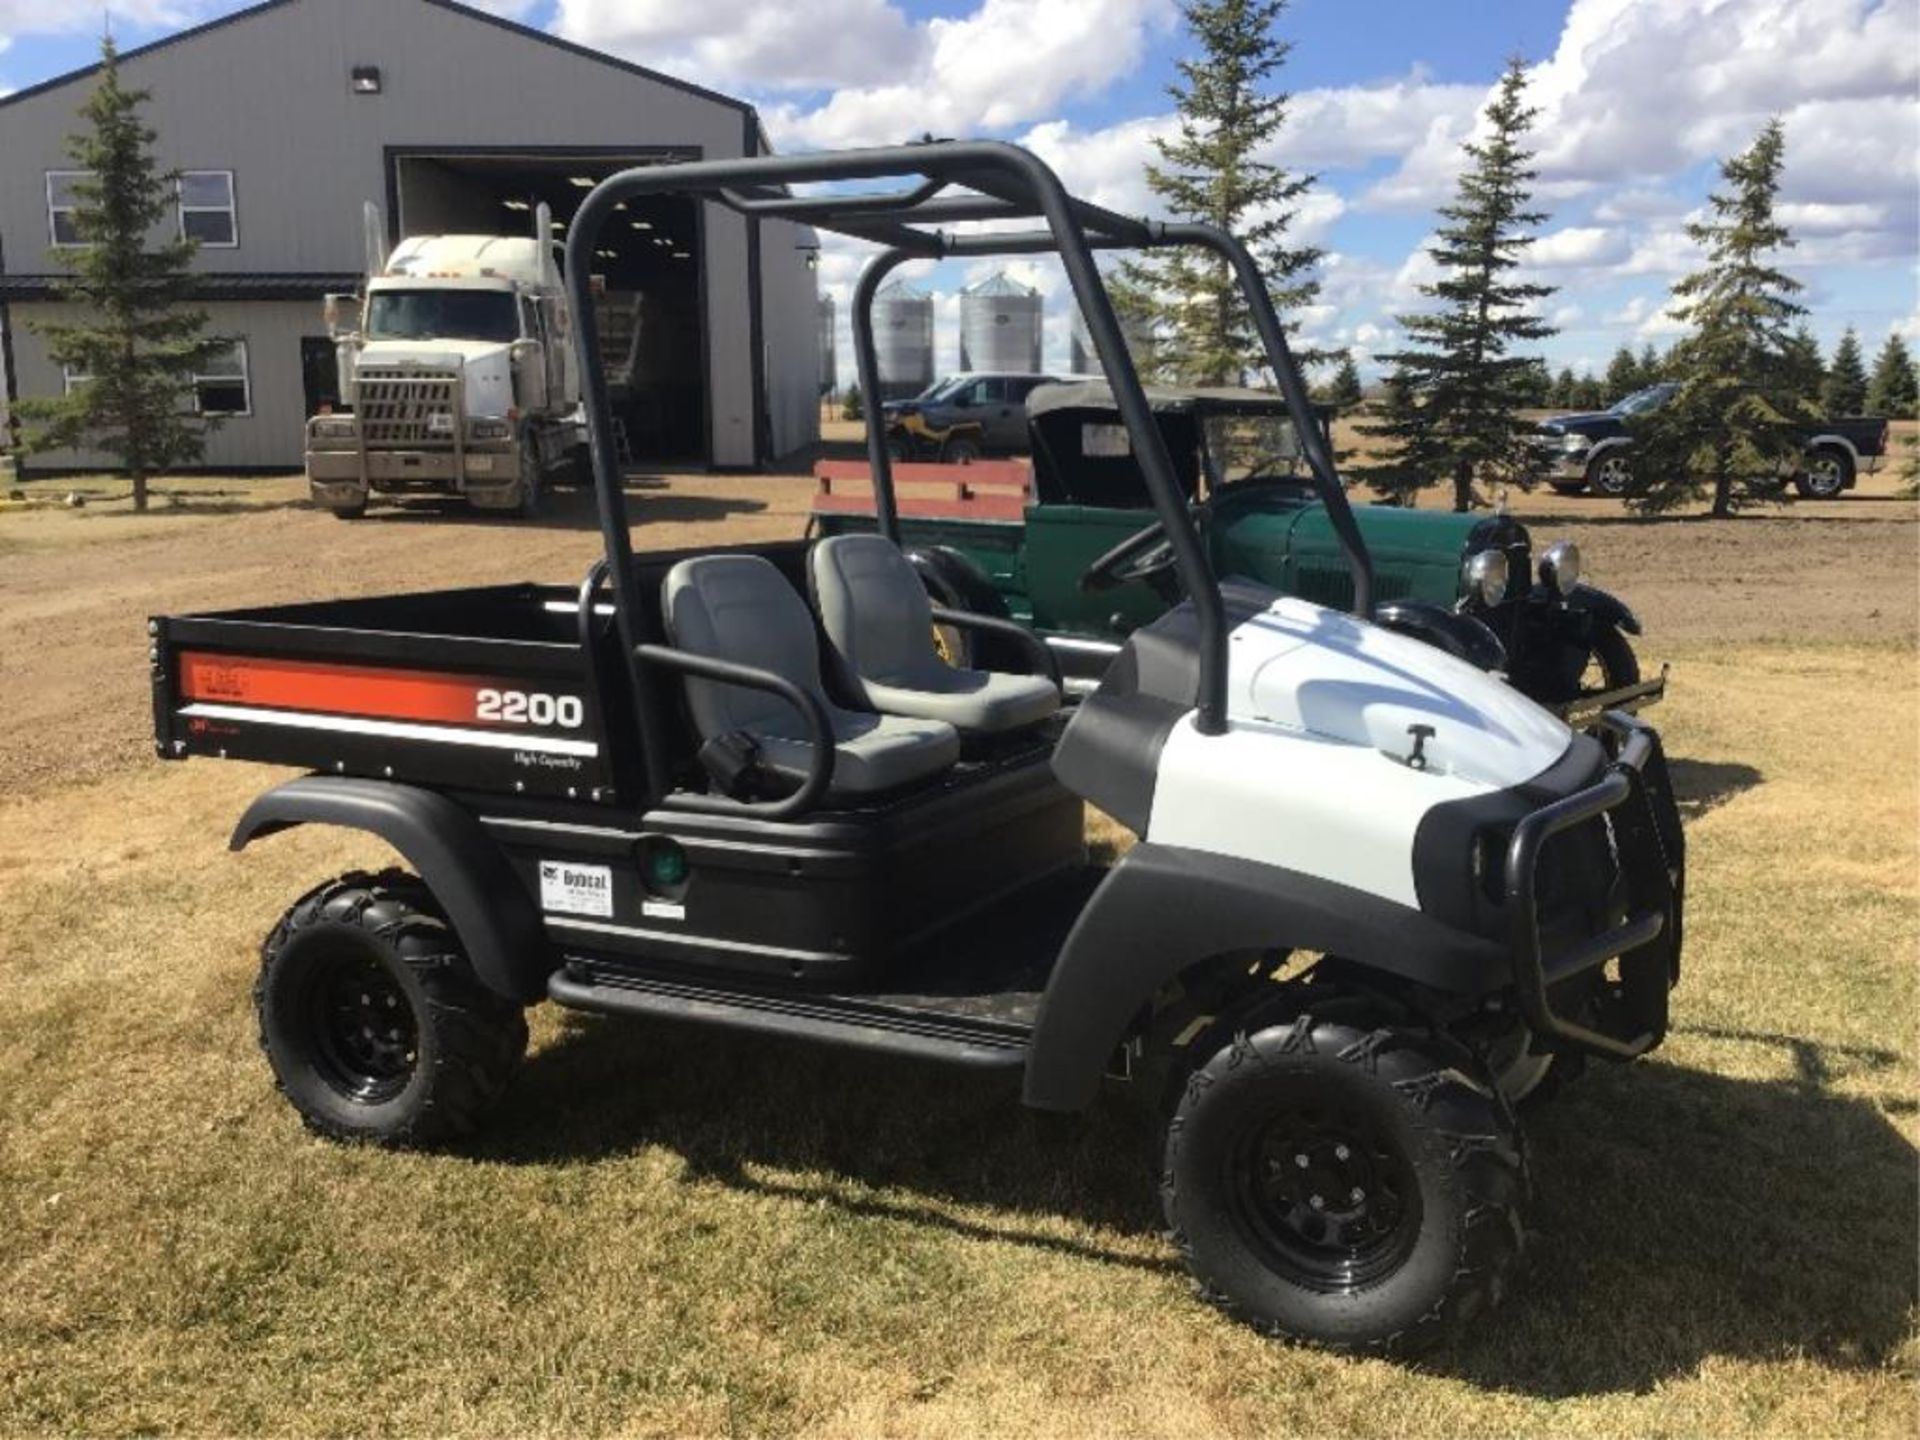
<box><xmin>229</xmin><ymin>776</ymin><xmax>551</xmax><ymax>1003</ymax></box>
<box><xmin>1021</xmin><ymin>843</ymin><xmax>1508</xmax><ymax>1111</ymax></box>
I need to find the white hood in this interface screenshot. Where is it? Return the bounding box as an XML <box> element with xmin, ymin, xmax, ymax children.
<box><xmin>1146</xmin><ymin>595</ymin><xmax>1575</xmax><ymax>910</ymax></box>
<box><xmin>352</xmin><ymin>339</ymin><xmax>515</xmax><ymax>419</ymax></box>
<box><xmin>1232</xmin><ymin>596</ymin><xmax>1570</xmax><ymax>789</ymax></box>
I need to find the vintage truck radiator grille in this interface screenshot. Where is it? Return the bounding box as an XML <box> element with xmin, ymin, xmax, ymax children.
<box><xmin>354</xmin><ymin>368</ymin><xmax>460</xmax><ymax>447</ymax></box>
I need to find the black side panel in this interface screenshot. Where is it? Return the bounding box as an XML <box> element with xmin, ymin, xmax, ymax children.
<box><xmin>229</xmin><ymin>777</ymin><xmax>551</xmax><ymax>1003</ymax></box>
<box><xmin>1049</xmin><ymin>579</ymin><xmax>1278</xmax><ymax>834</ymax></box>
<box><xmin>1022</xmin><ymin>842</ymin><xmax>1509</xmax><ymax>1111</ymax></box>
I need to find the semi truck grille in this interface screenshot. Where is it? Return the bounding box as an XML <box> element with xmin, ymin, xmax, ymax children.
<box><xmin>354</xmin><ymin>368</ymin><xmax>460</xmax><ymax>447</ymax></box>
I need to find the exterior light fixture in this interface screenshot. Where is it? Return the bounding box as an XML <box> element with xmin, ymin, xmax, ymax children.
<box><xmin>350</xmin><ymin>66</ymin><xmax>382</xmax><ymax>95</ymax></box>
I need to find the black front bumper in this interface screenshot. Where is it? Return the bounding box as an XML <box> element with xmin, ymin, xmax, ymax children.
<box><xmin>1504</xmin><ymin>711</ymin><xmax>1684</xmax><ymax>1060</ymax></box>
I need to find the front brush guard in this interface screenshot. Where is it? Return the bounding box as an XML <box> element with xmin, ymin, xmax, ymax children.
<box><xmin>1504</xmin><ymin>711</ymin><xmax>1685</xmax><ymax>1059</ymax></box>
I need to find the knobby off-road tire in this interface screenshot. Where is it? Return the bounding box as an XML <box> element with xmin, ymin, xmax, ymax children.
<box><xmin>255</xmin><ymin>869</ymin><xmax>528</xmax><ymax>1147</ymax></box>
<box><xmin>1161</xmin><ymin>1005</ymin><xmax>1528</xmax><ymax>1355</ymax></box>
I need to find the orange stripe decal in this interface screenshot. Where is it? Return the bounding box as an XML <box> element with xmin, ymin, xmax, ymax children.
<box><xmin>179</xmin><ymin>651</ymin><xmax>529</xmax><ymax>727</ymax></box>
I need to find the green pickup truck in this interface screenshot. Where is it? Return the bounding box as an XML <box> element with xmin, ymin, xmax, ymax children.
<box><xmin>812</xmin><ymin>381</ymin><xmax>1663</xmax><ymax>720</ymax></box>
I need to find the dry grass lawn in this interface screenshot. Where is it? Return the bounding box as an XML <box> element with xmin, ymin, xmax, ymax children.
<box><xmin>0</xmin><ymin>457</ymin><xmax>1915</xmax><ymax>1435</ymax></box>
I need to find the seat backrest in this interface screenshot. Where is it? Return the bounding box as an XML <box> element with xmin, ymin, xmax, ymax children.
<box><xmin>662</xmin><ymin>554</ymin><xmax>827</xmax><ymax>738</ymax></box>
<box><xmin>809</xmin><ymin>534</ymin><xmax>941</xmax><ymax>691</ymax></box>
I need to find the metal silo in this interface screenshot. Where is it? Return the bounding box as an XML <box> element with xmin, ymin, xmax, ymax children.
<box><xmin>817</xmin><ymin>294</ymin><xmax>837</xmax><ymax>397</ymax></box>
<box><xmin>874</xmin><ymin>280</ymin><xmax>935</xmax><ymax>400</ymax></box>
<box><xmin>960</xmin><ymin>272</ymin><xmax>1043</xmax><ymax>373</ymax></box>
<box><xmin>1070</xmin><ymin>307</ymin><xmax>1154</xmax><ymax>375</ymax></box>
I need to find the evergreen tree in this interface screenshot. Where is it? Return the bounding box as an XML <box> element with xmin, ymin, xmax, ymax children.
<box><xmin>1604</xmin><ymin>345</ymin><xmax>1639</xmax><ymax>402</ymax></box>
<box><xmin>1572</xmin><ymin>374</ymin><xmax>1605</xmax><ymax>409</ymax></box>
<box><xmin>1866</xmin><ymin>332</ymin><xmax>1918</xmax><ymax>419</ymax></box>
<box><xmin>1627</xmin><ymin>119</ymin><xmax>1815</xmax><ymax>516</ymax></box>
<box><xmin>1513</xmin><ymin>356</ymin><xmax>1553</xmax><ymax>406</ymax></box>
<box><xmin>1325</xmin><ymin>351</ymin><xmax>1364</xmax><ymax>408</ymax></box>
<box><xmin>1637</xmin><ymin>342</ymin><xmax>1663</xmax><ymax>386</ymax></box>
<box><xmin>1822</xmin><ymin>326</ymin><xmax>1868</xmax><ymax>415</ymax></box>
<box><xmin>1115</xmin><ymin>0</ymin><xmax>1323</xmax><ymax>385</ymax></box>
<box><xmin>1783</xmin><ymin>322</ymin><xmax>1826</xmax><ymax>408</ymax></box>
<box><xmin>1359</xmin><ymin>58</ymin><xmax>1554</xmax><ymax>511</ymax></box>
<box><xmin>13</xmin><ymin>39</ymin><xmax>224</xmax><ymax>511</ymax></box>
<box><xmin>1552</xmin><ymin>365</ymin><xmax>1577</xmax><ymax>408</ymax></box>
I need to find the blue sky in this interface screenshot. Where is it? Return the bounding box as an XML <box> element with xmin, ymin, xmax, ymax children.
<box><xmin>3</xmin><ymin>0</ymin><xmax>1915</xmax><ymax>380</ymax></box>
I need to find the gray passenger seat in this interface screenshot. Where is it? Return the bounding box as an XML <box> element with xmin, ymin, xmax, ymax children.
<box><xmin>808</xmin><ymin>534</ymin><xmax>1061</xmax><ymax>734</ymax></box>
<box><xmin>661</xmin><ymin>554</ymin><xmax>960</xmax><ymax>798</ymax></box>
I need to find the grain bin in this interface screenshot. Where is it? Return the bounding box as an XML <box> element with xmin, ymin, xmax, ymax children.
<box><xmin>874</xmin><ymin>280</ymin><xmax>936</xmax><ymax>400</ymax></box>
<box><xmin>960</xmin><ymin>272</ymin><xmax>1044</xmax><ymax>373</ymax></box>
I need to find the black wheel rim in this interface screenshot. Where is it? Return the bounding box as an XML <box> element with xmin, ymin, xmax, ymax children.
<box><xmin>307</xmin><ymin>945</ymin><xmax>419</xmax><ymax>1103</ymax></box>
<box><xmin>1226</xmin><ymin>1103</ymin><xmax>1422</xmax><ymax>1294</ymax></box>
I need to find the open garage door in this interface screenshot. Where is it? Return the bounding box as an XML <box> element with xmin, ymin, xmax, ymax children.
<box><xmin>389</xmin><ymin>149</ymin><xmax>708</xmax><ymax>465</ymax></box>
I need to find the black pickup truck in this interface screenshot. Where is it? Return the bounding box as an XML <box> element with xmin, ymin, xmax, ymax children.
<box><xmin>1534</xmin><ymin>383</ymin><xmax>1890</xmax><ymax>498</ymax></box>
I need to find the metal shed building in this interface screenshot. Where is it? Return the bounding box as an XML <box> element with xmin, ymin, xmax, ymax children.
<box><xmin>0</xmin><ymin>0</ymin><xmax>820</xmax><ymax>472</ymax></box>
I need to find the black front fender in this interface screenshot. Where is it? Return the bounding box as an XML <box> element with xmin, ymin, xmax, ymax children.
<box><xmin>1374</xmin><ymin>599</ymin><xmax>1507</xmax><ymax>672</ymax></box>
<box><xmin>230</xmin><ymin>776</ymin><xmax>551</xmax><ymax>1003</ymax></box>
<box><xmin>1564</xmin><ymin>582</ymin><xmax>1641</xmax><ymax>636</ymax></box>
<box><xmin>1022</xmin><ymin>843</ymin><xmax>1509</xmax><ymax>1112</ymax></box>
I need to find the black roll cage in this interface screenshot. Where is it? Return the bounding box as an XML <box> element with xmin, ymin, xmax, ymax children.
<box><xmin>565</xmin><ymin>140</ymin><xmax>1375</xmax><ymax>805</ymax></box>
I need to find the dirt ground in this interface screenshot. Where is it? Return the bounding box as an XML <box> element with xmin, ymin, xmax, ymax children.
<box><xmin>0</xmin><ymin>450</ymin><xmax>1915</xmax><ymax>1436</ymax></box>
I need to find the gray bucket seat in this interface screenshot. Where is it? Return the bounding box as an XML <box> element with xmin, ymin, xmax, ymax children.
<box><xmin>661</xmin><ymin>554</ymin><xmax>960</xmax><ymax>798</ymax></box>
<box><xmin>809</xmin><ymin>534</ymin><xmax>1061</xmax><ymax>734</ymax></box>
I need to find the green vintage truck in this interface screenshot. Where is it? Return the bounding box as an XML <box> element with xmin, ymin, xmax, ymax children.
<box><xmin>812</xmin><ymin>381</ymin><xmax>1663</xmax><ymax>719</ymax></box>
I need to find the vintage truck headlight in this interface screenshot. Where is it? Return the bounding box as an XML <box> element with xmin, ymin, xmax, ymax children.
<box><xmin>469</xmin><ymin>418</ymin><xmax>512</xmax><ymax>441</ymax></box>
<box><xmin>1539</xmin><ymin>539</ymin><xmax>1582</xmax><ymax>595</ymax></box>
<box><xmin>310</xmin><ymin>415</ymin><xmax>357</xmax><ymax>441</ymax></box>
<box><xmin>1463</xmin><ymin>549</ymin><xmax>1509</xmax><ymax>606</ymax></box>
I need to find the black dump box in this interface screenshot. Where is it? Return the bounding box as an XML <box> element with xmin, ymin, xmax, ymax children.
<box><xmin>151</xmin><ymin>582</ymin><xmax>623</xmax><ymax>802</ymax></box>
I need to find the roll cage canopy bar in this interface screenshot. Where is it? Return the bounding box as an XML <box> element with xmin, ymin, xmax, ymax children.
<box><xmin>564</xmin><ymin>140</ymin><xmax>1374</xmax><ymax>790</ymax></box>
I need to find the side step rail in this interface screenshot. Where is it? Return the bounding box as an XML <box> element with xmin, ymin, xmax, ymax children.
<box><xmin>550</xmin><ymin>961</ymin><xmax>1031</xmax><ymax>1070</ymax></box>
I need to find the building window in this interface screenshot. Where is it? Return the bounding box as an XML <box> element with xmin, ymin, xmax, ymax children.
<box><xmin>193</xmin><ymin>342</ymin><xmax>251</xmax><ymax>415</ymax></box>
<box><xmin>47</xmin><ymin>171</ymin><xmax>90</xmax><ymax>247</ymax></box>
<box><xmin>179</xmin><ymin>170</ymin><xmax>238</xmax><ymax>247</ymax></box>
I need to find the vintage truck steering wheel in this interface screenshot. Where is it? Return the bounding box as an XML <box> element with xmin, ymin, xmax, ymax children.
<box><xmin>1080</xmin><ymin>518</ymin><xmax>1181</xmax><ymax>592</ymax></box>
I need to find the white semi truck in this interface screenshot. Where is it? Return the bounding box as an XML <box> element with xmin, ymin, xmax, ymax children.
<box><xmin>307</xmin><ymin>204</ymin><xmax>589</xmax><ymax>519</ymax></box>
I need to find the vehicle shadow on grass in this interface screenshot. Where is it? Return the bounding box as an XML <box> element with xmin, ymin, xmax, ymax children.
<box><xmin>1665</xmin><ymin>756</ymin><xmax>1763</xmax><ymax>821</ymax></box>
<box><xmin>482</xmin><ymin>1013</ymin><xmax>1914</xmax><ymax>1389</ymax></box>
<box><xmin>481</xmin><ymin>1014</ymin><xmax>1170</xmax><ymax>1271</ymax></box>
<box><xmin>1439</xmin><ymin>1027</ymin><xmax>1914</xmax><ymax>1396</ymax></box>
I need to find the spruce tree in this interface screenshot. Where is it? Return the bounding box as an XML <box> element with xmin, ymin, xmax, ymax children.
<box><xmin>1115</xmin><ymin>0</ymin><xmax>1323</xmax><ymax>385</ymax></box>
<box><xmin>1572</xmin><ymin>374</ymin><xmax>1605</xmax><ymax>409</ymax></box>
<box><xmin>1552</xmin><ymin>365</ymin><xmax>1577</xmax><ymax>408</ymax></box>
<box><xmin>1822</xmin><ymin>326</ymin><xmax>1868</xmax><ymax>415</ymax></box>
<box><xmin>1359</xmin><ymin>58</ymin><xmax>1554</xmax><ymax>511</ymax></box>
<box><xmin>1866</xmin><ymin>333</ymin><xmax>1918</xmax><ymax>419</ymax></box>
<box><xmin>1325</xmin><ymin>351</ymin><xmax>1364</xmax><ymax>408</ymax></box>
<box><xmin>1604</xmin><ymin>345</ymin><xmax>1639</xmax><ymax>402</ymax></box>
<box><xmin>13</xmin><ymin>39</ymin><xmax>224</xmax><ymax>511</ymax></box>
<box><xmin>1628</xmin><ymin>119</ymin><xmax>1815</xmax><ymax>516</ymax></box>
<box><xmin>1637</xmin><ymin>342</ymin><xmax>1663</xmax><ymax>387</ymax></box>
<box><xmin>1783</xmin><ymin>323</ymin><xmax>1826</xmax><ymax>408</ymax></box>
